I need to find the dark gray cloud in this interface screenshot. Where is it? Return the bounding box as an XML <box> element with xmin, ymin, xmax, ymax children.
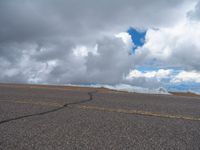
<box><xmin>85</xmin><ymin>37</ymin><xmax>133</xmax><ymax>84</ymax></box>
<box><xmin>0</xmin><ymin>0</ymin><xmax>191</xmax><ymax>43</ymax></box>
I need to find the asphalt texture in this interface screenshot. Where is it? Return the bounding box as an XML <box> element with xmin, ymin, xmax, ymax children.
<box><xmin>0</xmin><ymin>84</ymin><xmax>200</xmax><ymax>150</ymax></box>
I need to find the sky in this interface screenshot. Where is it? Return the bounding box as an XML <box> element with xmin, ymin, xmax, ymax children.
<box><xmin>0</xmin><ymin>0</ymin><xmax>200</xmax><ymax>92</ymax></box>
<box><xmin>127</xmin><ymin>28</ymin><xmax>146</xmax><ymax>51</ymax></box>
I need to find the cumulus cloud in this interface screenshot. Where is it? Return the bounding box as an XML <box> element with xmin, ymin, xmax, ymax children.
<box><xmin>0</xmin><ymin>0</ymin><xmax>200</xmax><ymax>92</ymax></box>
<box><xmin>171</xmin><ymin>71</ymin><xmax>200</xmax><ymax>83</ymax></box>
<box><xmin>124</xmin><ymin>69</ymin><xmax>172</xmax><ymax>89</ymax></box>
<box><xmin>85</xmin><ymin>35</ymin><xmax>134</xmax><ymax>84</ymax></box>
<box><xmin>133</xmin><ymin>21</ymin><xmax>200</xmax><ymax>70</ymax></box>
<box><xmin>127</xmin><ymin>69</ymin><xmax>172</xmax><ymax>79</ymax></box>
<box><xmin>115</xmin><ymin>32</ymin><xmax>134</xmax><ymax>50</ymax></box>
<box><xmin>0</xmin><ymin>33</ymin><xmax>134</xmax><ymax>84</ymax></box>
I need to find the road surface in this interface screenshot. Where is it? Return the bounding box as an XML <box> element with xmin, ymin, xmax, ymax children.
<box><xmin>0</xmin><ymin>83</ymin><xmax>200</xmax><ymax>150</ymax></box>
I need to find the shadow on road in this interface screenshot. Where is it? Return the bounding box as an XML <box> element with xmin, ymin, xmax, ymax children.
<box><xmin>0</xmin><ymin>91</ymin><xmax>97</xmax><ymax>125</ymax></box>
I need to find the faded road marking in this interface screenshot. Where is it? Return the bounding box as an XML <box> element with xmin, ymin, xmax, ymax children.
<box><xmin>77</xmin><ymin>105</ymin><xmax>200</xmax><ymax>121</ymax></box>
<box><xmin>1</xmin><ymin>100</ymin><xmax>200</xmax><ymax>121</ymax></box>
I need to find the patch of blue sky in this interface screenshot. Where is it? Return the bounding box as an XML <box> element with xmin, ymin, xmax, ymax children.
<box><xmin>133</xmin><ymin>67</ymin><xmax>200</xmax><ymax>92</ymax></box>
<box><xmin>135</xmin><ymin>66</ymin><xmax>163</xmax><ymax>72</ymax></box>
<box><xmin>135</xmin><ymin>66</ymin><xmax>186</xmax><ymax>74</ymax></box>
<box><xmin>166</xmin><ymin>82</ymin><xmax>200</xmax><ymax>93</ymax></box>
<box><xmin>127</xmin><ymin>27</ymin><xmax>146</xmax><ymax>53</ymax></box>
<box><xmin>134</xmin><ymin>66</ymin><xmax>178</xmax><ymax>74</ymax></box>
<box><xmin>124</xmin><ymin>26</ymin><xmax>200</xmax><ymax>93</ymax></box>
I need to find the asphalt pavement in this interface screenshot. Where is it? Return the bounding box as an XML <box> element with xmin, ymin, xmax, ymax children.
<box><xmin>0</xmin><ymin>84</ymin><xmax>200</xmax><ymax>150</ymax></box>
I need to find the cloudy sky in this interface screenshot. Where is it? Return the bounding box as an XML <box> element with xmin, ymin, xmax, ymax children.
<box><xmin>0</xmin><ymin>0</ymin><xmax>200</xmax><ymax>92</ymax></box>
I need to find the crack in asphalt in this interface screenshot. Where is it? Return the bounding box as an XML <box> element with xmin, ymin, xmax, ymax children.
<box><xmin>0</xmin><ymin>91</ymin><xmax>97</xmax><ymax>125</ymax></box>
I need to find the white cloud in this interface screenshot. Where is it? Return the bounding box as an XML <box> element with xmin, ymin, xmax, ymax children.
<box><xmin>127</xmin><ymin>69</ymin><xmax>172</xmax><ymax>80</ymax></box>
<box><xmin>171</xmin><ymin>70</ymin><xmax>200</xmax><ymax>83</ymax></box>
<box><xmin>134</xmin><ymin>21</ymin><xmax>200</xmax><ymax>70</ymax></box>
<box><xmin>73</xmin><ymin>46</ymin><xmax>89</xmax><ymax>57</ymax></box>
<box><xmin>115</xmin><ymin>32</ymin><xmax>134</xmax><ymax>49</ymax></box>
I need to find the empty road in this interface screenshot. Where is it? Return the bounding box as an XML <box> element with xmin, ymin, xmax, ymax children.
<box><xmin>0</xmin><ymin>84</ymin><xmax>200</xmax><ymax>150</ymax></box>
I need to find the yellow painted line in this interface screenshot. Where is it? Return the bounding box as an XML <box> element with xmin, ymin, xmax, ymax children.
<box><xmin>77</xmin><ymin>105</ymin><xmax>200</xmax><ymax>121</ymax></box>
<box><xmin>1</xmin><ymin>100</ymin><xmax>200</xmax><ymax>121</ymax></box>
<box><xmin>0</xmin><ymin>100</ymin><xmax>63</xmax><ymax>107</ymax></box>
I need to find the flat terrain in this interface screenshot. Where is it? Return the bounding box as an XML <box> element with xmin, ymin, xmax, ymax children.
<box><xmin>0</xmin><ymin>83</ymin><xmax>200</xmax><ymax>150</ymax></box>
